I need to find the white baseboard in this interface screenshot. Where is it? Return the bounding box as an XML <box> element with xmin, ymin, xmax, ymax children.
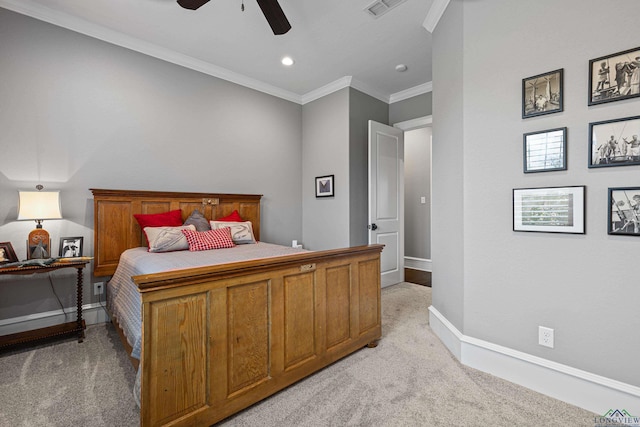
<box><xmin>428</xmin><ymin>306</ymin><xmax>640</xmax><ymax>416</ymax></box>
<box><xmin>0</xmin><ymin>303</ymin><xmax>110</xmax><ymax>336</ymax></box>
<box><xmin>405</xmin><ymin>257</ymin><xmax>432</xmax><ymax>272</ymax></box>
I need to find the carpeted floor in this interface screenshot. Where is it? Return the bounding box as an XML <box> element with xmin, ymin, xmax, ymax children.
<box><xmin>0</xmin><ymin>283</ymin><xmax>596</xmax><ymax>426</ymax></box>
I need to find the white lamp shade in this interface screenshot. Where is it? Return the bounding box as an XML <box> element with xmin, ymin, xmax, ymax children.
<box><xmin>17</xmin><ymin>191</ymin><xmax>62</xmax><ymax>221</ymax></box>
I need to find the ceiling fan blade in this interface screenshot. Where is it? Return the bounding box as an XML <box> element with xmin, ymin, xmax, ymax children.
<box><xmin>256</xmin><ymin>0</ymin><xmax>291</xmax><ymax>35</ymax></box>
<box><xmin>177</xmin><ymin>0</ymin><xmax>211</xmax><ymax>10</ymax></box>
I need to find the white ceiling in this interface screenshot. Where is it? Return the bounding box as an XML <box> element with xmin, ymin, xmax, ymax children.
<box><xmin>1</xmin><ymin>0</ymin><xmax>438</xmax><ymax>104</ymax></box>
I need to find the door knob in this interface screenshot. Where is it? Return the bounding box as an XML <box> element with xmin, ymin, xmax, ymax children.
<box><xmin>369</xmin><ymin>223</ymin><xmax>378</xmax><ymax>230</ymax></box>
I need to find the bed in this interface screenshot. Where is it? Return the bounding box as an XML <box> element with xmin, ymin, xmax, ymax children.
<box><xmin>91</xmin><ymin>189</ymin><xmax>383</xmax><ymax>427</ymax></box>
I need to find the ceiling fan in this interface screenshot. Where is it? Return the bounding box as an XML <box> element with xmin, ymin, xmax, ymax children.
<box><xmin>177</xmin><ymin>0</ymin><xmax>291</xmax><ymax>35</ymax></box>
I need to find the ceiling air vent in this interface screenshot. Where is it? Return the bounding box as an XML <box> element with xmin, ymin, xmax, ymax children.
<box><xmin>365</xmin><ymin>0</ymin><xmax>407</xmax><ymax>18</ymax></box>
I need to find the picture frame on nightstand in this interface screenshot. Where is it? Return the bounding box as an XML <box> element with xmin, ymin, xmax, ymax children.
<box><xmin>59</xmin><ymin>237</ymin><xmax>83</xmax><ymax>257</ymax></box>
<box><xmin>0</xmin><ymin>242</ymin><xmax>18</xmax><ymax>264</ymax></box>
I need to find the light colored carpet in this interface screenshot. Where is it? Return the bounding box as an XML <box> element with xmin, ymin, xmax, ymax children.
<box><xmin>0</xmin><ymin>283</ymin><xmax>595</xmax><ymax>426</ymax></box>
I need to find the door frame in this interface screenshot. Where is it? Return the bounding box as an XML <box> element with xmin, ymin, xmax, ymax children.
<box><xmin>394</xmin><ymin>115</ymin><xmax>433</xmax><ymax>273</ymax></box>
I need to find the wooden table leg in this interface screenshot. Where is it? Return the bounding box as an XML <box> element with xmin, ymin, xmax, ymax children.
<box><xmin>76</xmin><ymin>267</ymin><xmax>85</xmax><ymax>343</ymax></box>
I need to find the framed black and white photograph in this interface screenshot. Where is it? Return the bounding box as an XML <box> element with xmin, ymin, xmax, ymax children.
<box><xmin>523</xmin><ymin>127</ymin><xmax>567</xmax><ymax>173</ymax></box>
<box><xmin>588</xmin><ymin>115</ymin><xmax>640</xmax><ymax>168</ymax></box>
<box><xmin>608</xmin><ymin>187</ymin><xmax>640</xmax><ymax>236</ymax></box>
<box><xmin>589</xmin><ymin>46</ymin><xmax>640</xmax><ymax>106</ymax></box>
<box><xmin>315</xmin><ymin>175</ymin><xmax>334</xmax><ymax>198</ymax></box>
<box><xmin>522</xmin><ymin>69</ymin><xmax>563</xmax><ymax>119</ymax></box>
<box><xmin>513</xmin><ymin>186</ymin><xmax>585</xmax><ymax>234</ymax></box>
<box><xmin>59</xmin><ymin>236</ymin><xmax>83</xmax><ymax>257</ymax></box>
<box><xmin>0</xmin><ymin>242</ymin><xmax>19</xmax><ymax>264</ymax></box>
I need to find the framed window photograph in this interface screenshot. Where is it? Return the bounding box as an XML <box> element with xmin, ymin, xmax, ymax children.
<box><xmin>589</xmin><ymin>46</ymin><xmax>640</xmax><ymax>106</ymax></box>
<box><xmin>315</xmin><ymin>175</ymin><xmax>334</xmax><ymax>198</ymax></box>
<box><xmin>513</xmin><ymin>186</ymin><xmax>585</xmax><ymax>234</ymax></box>
<box><xmin>522</xmin><ymin>69</ymin><xmax>563</xmax><ymax>119</ymax></box>
<box><xmin>588</xmin><ymin>115</ymin><xmax>640</xmax><ymax>168</ymax></box>
<box><xmin>0</xmin><ymin>242</ymin><xmax>19</xmax><ymax>264</ymax></box>
<box><xmin>59</xmin><ymin>236</ymin><xmax>83</xmax><ymax>257</ymax></box>
<box><xmin>523</xmin><ymin>127</ymin><xmax>567</xmax><ymax>173</ymax></box>
<box><xmin>608</xmin><ymin>187</ymin><xmax>640</xmax><ymax>236</ymax></box>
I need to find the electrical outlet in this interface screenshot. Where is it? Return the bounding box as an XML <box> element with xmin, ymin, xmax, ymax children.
<box><xmin>94</xmin><ymin>282</ymin><xmax>104</xmax><ymax>296</ymax></box>
<box><xmin>538</xmin><ymin>326</ymin><xmax>554</xmax><ymax>348</ymax></box>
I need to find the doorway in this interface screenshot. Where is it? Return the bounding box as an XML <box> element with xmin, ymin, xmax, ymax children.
<box><xmin>396</xmin><ymin>117</ymin><xmax>432</xmax><ymax>285</ymax></box>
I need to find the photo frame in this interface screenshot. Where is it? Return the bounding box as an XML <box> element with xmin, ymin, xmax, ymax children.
<box><xmin>608</xmin><ymin>187</ymin><xmax>640</xmax><ymax>236</ymax></box>
<box><xmin>0</xmin><ymin>242</ymin><xmax>19</xmax><ymax>264</ymax></box>
<box><xmin>523</xmin><ymin>127</ymin><xmax>567</xmax><ymax>173</ymax></box>
<box><xmin>588</xmin><ymin>115</ymin><xmax>640</xmax><ymax>168</ymax></box>
<box><xmin>589</xmin><ymin>46</ymin><xmax>640</xmax><ymax>106</ymax></box>
<box><xmin>522</xmin><ymin>69</ymin><xmax>563</xmax><ymax>119</ymax></box>
<box><xmin>315</xmin><ymin>175</ymin><xmax>334</xmax><ymax>198</ymax></box>
<box><xmin>513</xmin><ymin>186</ymin><xmax>585</xmax><ymax>234</ymax></box>
<box><xmin>59</xmin><ymin>237</ymin><xmax>83</xmax><ymax>257</ymax></box>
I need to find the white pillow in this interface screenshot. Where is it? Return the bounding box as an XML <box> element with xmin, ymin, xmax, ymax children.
<box><xmin>209</xmin><ymin>221</ymin><xmax>256</xmax><ymax>244</ymax></box>
<box><xmin>144</xmin><ymin>224</ymin><xmax>195</xmax><ymax>253</ymax></box>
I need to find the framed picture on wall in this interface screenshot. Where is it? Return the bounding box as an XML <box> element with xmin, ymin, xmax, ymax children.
<box><xmin>608</xmin><ymin>187</ymin><xmax>640</xmax><ymax>236</ymax></box>
<box><xmin>513</xmin><ymin>186</ymin><xmax>585</xmax><ymax>234</ymax></box>
<box><xmin>0</xmin><ymin>242</ymin><xmax>19</xmax><ymax>264</ymax></box>
<box><xmin>589</xmin><ymin>46</ymin><xmax>640</xmax><ymax>106</ymax></box>
<box><xmin>59</xmin><ymin>237</ymin><xmax>83</xmax><ymax>257</ymax></box>
<box><xmin>588</xmin><ymin>115</ymin><xmax>640</xmax><ymax>168</ymax></box>
<box><xmin>522</xmin><ymin>69</ymin><xmax>563</xmax><ymax>119</ymax></box>
<box><xmin>523</xmin><ymin>127</ymin><xmax>567</xmax><ymax>173</ymax></box>
<box><xmin>315</xmin><ymin>175</ymin><xmax>334</xmax><ymax>198</ymax></box>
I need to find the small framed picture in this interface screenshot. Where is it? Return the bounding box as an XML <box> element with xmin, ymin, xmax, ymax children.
<box><xmin>588</xmin><ymin>115</ymin><xmax>640</xmax><ymax>168</ymax></box>
<box><xmin>608</xmin><ymin>187</ymin><xmax>640</xmax><ymax>236</ymax></box>
<box><xmin>0</xmin><ymin>242</ymin><xmax>19</xmax><ymax>264</ymax></box>
<box><xmin>523</xmin><ymin>127</ymin><xmax>567</xmax><ymax>173</ymax></box>
<box><xmin>59</xmin><ymin>237</ymin><xmax>83</xmax><ymax>257</ymax></box>
<box><xmin>315</xmin><ymin>175</ymin><xmax>334</xmax><ymax>198</ymax></box>
<box><xmin>589</xmin><ymin>46</ymin><xmax>640</xmax><ymax>106</ymax></box>
<box><xmin>513</xmin><ymin>186</ymin><xmax>585</xmax><ymax>234</ymax></box>
<box><xmin>522</xmin><ymin>69</ymin><xmax>563</xmax><ymax>119</ymax></box>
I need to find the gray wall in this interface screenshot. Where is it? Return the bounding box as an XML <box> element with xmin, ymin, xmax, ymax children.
<box><xmin>301</xmin><ymin>89</ymin><xmax>350</xmax><ymax>250</ymax></box>
<box><xmin>404</xmin><ymin>127</ymin><xmax>431</xmax><ymax>260</ymax></box>
<box><xmin>0</xmin><ymin>9</ymin><xmax>303</xmax><ymax>319</ymax></box>
<box><xmin>389</xmin><ymin>92</ymin><xmax>432</xmax><ymax>124</ymax></box>
<box><xmin>432</xmin><ymin>0</ymin><xmax>640</xmax><ymax>387</ymax></box>
<box><xmin>431</xmin><ymin>0</ymin><xmax>465</xmax><ymax>330</ymax></box>
<box><xmin>349</xmin><ymin>88</ymin><xmax>389</xmax><ymax>247</ymax></box>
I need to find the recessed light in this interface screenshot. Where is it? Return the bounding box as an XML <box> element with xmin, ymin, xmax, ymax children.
<box><xmin>395</xmin><ymin>64</ymin><xmax>408</xmax><ymax>72</ymax></box>
<box><xmin>281</xmin><ymin>56</ymin><xmax>294</xmax><ymax>66</ymax></box>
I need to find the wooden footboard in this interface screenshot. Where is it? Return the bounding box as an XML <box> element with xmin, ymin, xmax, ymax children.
<box><xmin>133</xmin><ymin>244</ymin><xmax>382</xmax><ymax>427</ymax></box>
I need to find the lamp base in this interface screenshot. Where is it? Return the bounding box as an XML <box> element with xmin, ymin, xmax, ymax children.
<box><xmin>27</xmin><ymin>228</ymin><xmax>50</xmax><ymax>259</ymax></box>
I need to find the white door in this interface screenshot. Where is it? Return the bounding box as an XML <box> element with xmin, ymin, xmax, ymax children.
<box><xmin>368</xmin><ymin>120</ymin><xmax>404</xmax><ymax>288</ymax></box>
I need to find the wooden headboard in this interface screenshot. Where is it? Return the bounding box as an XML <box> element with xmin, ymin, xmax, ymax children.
<box><xmin>90</xmin><ymin>189</ymin><xmax>262</xmax><ymax>277</ymax></box>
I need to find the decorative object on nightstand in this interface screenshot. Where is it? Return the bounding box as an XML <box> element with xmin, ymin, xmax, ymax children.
<box><xmin>17</xmin><ymin>185</ymin><xmax>62</xmax><ymax>259</ymax></box>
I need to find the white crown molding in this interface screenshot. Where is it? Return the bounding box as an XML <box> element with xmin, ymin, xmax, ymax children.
<box><xmin>349</xmin><ymin>78</ymin><xmax>391</xmax><ymax>104</ymax></box>
<box><xmin>428</xmin><ymin>306</ymin><xmax>640</xmax><ymax>415</ymax></box>
<box><xmin>423</xmin><ymin>0</ymin><xmax>451</xmax><ymax>33</ymax></box>
<box><xmin>300</xmin><ymin>76</ymin><xmax>353</xmax><ymax>104</ymax></box>
<box><xmin>0</xmin><ymin>0</ymin><xmax>303</xmax><ymax>104</ymax></box>
<box><xmin>389</xmin><ymin>81</ymin><xmax>433</xmax><ymax>104</ymax></box>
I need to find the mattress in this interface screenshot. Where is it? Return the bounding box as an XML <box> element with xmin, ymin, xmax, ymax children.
<box><xmin>106</xmin><ymin>242</ymin><xmax>308</xmax><ymax>360</ymax></box>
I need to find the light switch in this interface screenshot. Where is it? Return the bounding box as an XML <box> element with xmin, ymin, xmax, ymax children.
<box><xmin>420</xmin><ymin>197</ymin><xmax>426</xmax><ymax>204</ymax></box>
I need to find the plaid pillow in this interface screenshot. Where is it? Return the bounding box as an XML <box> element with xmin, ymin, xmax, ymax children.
<box><xmin>181</xmin><ymin>227</ymin><xmax>235</xmax><ymax>251</ymax></box>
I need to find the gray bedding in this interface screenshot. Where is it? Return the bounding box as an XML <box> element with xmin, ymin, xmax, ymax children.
<box><xmin>107</xmin><ymin>242</ymin><xmax>307</xmax><ymax>360</ymax></box>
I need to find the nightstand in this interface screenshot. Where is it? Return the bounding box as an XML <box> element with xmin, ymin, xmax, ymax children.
<box><xmin>0</xmin><ymin>260</ymin><xmax>89</xmax><ymax>350</ymax></box>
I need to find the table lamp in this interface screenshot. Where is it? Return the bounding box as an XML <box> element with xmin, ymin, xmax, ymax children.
<box><xmin>17</xmin><ymin>185</ymin><xmax>62</xmax><ymax>259</ymax></box>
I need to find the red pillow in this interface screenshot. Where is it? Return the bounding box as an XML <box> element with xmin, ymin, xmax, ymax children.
<box><xmin>181</xmin><ymin>228</ymin><xmax>235</xmax><ymax>251</ymax></box>
<box><xmin>217</xmin><ymin>209</ymin><xmax>243</xmax><ymax>222</ymax></box>
<box><xmin>134</xmin><ymin>210</ymin><xmax>183</xmax><ymax>229</ymax></box>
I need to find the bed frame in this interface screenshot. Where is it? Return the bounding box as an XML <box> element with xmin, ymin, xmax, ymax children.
<box><xmin>91</xmin><ymin>189</ymin><xmax>383</xmax><ymax>427</ymax></box>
